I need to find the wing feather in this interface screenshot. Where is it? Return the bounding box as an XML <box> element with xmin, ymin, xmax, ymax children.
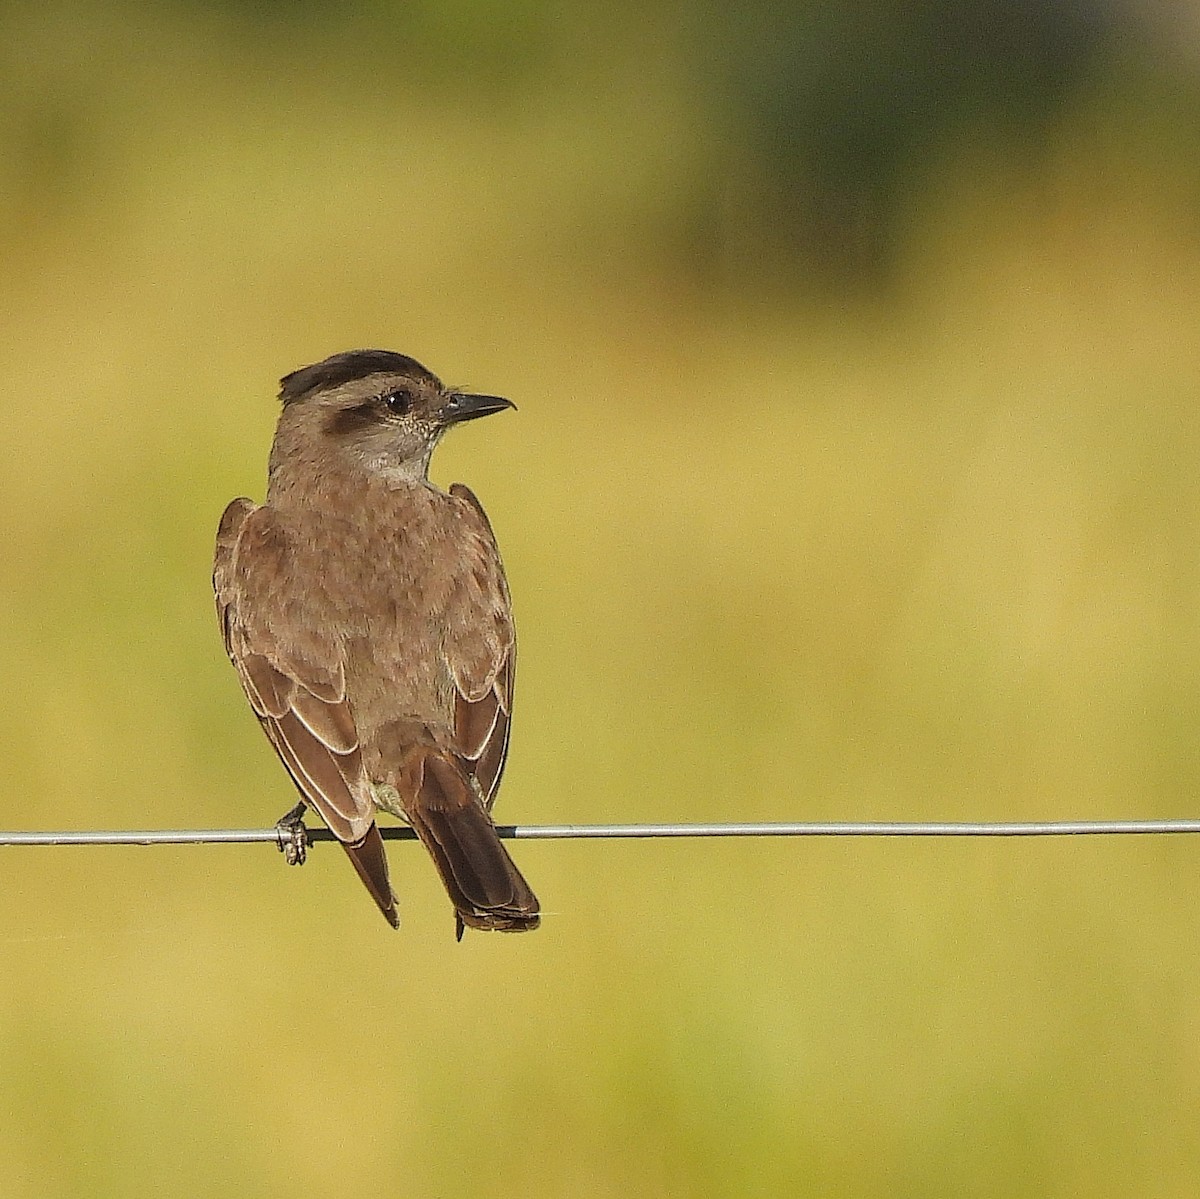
<box><xmin>447</xmin><ymin>483</ymin><xmax>515</xmax><ymax>809</ymax></box>
<box><xmin>213</xmin><ymin>500</ymin><xmax>378</xmax><ymax>847</ymax></box>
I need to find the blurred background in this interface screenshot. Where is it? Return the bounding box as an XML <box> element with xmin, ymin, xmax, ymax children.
<box><xmin>2</xmin><ymin>1</ymin><xmax>1200</xmax><ymax>1194</ymax></box>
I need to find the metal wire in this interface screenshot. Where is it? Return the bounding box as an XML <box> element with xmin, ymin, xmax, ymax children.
<box><xmin>0</xmin><ymin>818</ymin><xmax>1199</xmax><ymax>849</ymax></box>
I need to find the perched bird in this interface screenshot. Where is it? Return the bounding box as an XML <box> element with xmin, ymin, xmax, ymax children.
<box><xmin>212</xmin><ymin>350</ymin><xmax>539</xmax><ymax>936</ymax></box>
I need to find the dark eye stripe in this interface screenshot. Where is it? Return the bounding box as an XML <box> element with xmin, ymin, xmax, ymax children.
<box><xmin>324</xmin><ymin>402</ymin><xmax>379</xmax><ymax>437</ymax></box>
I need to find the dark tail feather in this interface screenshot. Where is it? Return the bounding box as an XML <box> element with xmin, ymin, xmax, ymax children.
<box><xmin>340</xmin><ymin>824</ymin><xmax>399</xmax><ymax>929</ymax></box>
<box><xmin>407</xmin><ymin>750</ymin><xmax>539</xmax><ymax>934</ymax></box>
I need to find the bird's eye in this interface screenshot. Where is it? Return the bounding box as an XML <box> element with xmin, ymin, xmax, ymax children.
<box><xmin>383</xmin><ymin>388</ymin><xmax>413</xmax><ymax>415</ymax></box>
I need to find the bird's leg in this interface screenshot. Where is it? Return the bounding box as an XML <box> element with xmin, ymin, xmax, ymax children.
<box><xmin>275</xmin><ymin>800</ymin><xmax>309</xmax><ymax>866</ymax></box>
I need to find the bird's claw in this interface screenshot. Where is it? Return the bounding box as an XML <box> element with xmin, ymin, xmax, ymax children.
<box><xmin>275</xmin><ymin>803</ymin><xmax>309</xmax><ymax>866</ymax></box>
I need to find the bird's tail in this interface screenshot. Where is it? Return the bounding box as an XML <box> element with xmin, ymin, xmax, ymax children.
<box><xmin>403</xmin><ymin>748</ymin><xmax>539</xmax><ymax>935</ymax></box>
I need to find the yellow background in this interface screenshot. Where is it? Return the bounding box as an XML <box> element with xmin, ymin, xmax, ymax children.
<box><xmin>2</xmin><ymin>5</ymin><xmax>1199</xmax><ymax>1195</ymax></box>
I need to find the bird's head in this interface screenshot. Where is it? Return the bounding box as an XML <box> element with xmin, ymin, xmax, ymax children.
<box><xmin>273</xmin><ymin>349</ymin><xmax>513</xmax><ymax>482</ymax></box>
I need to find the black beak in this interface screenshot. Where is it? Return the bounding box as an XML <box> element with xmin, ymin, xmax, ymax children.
<box><xmin>440</xmin><ymin>392</ymin><xmax>516</xmax><ymax>425</ymax></box>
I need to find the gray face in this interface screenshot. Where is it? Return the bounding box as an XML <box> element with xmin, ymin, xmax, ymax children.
<box><xmin>275</xmin><ymin>350</ymin><xmax>512</xmax><ymax>479</ymax></box>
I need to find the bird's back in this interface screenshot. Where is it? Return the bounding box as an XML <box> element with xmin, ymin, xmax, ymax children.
<box><xmin>308</xmin><ymin>479</ymin><xmax>513</xmax><ymax>765</ymax></box>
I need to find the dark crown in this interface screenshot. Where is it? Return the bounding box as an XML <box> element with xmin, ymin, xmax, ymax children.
<box><xmin>279</xmin><ymin>350</ymin><xmax>440</xmax><ymax>404</ymax></box>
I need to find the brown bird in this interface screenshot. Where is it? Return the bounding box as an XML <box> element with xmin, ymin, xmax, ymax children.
<box><xmin>212</xmin><ymin>350</ymin><xmax>539</xmax><ymax>936</ymax></box>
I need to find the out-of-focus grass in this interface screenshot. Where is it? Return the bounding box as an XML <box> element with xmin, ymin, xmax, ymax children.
<box><xmin>2</xmin><ymin>8</ymin><xmax>1200</xmax><ymax>1198</ymax></box>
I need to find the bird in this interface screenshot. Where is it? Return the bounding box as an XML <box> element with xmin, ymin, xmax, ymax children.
<box><xmin>212</xmin><ymin>349</ymin><xmax>539</xmax><ymax>937</ymax></box>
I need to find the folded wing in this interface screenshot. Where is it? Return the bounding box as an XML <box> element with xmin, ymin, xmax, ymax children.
<box><xmin>213</xmin><ymin>497</ymin><xmax>398</xmax><ymax>928</ymax></box>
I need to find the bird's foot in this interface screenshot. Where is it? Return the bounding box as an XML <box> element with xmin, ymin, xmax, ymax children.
<box><xmin>275</xmin><ymin>802</ymin><xmax>309</xmax><ymax>866</ymax></box>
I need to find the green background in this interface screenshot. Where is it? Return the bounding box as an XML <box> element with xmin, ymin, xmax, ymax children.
<box><xmin>2</xmin><ymin>3</ymin><xmax>1200</xmax><ymax>1195</ymax></box>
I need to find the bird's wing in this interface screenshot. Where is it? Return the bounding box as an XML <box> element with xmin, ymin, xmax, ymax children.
<box><xmin>446</xmin><ymin>483</ymin><xmax>515</xmax><ymax>809</ymax></box>
<box><xmin>214</xmin><ymin>498</ymin><xmax>396</xmax><ymax>923</ymax></box>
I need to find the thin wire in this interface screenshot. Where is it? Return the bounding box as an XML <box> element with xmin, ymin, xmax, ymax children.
<box><xmin>0</xmin><ymin>819</ymin><xmax>1199</xmax><ymax>848</ymax></box>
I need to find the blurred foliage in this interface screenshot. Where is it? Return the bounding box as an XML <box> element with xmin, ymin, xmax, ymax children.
<box><xmin>5</xmin><ymin>0</ymin><xmax>1199</xmax><ymax>292</ymax></box>
<box><xmin>2</xmin><ymin>1</ymin><xmax>1200</xmax><ymax>1197</ymax></box>
<box><xmin>686</xmin><ymin>0</ymin><xmax>1122</xmax><ymax>283</ymax></box>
